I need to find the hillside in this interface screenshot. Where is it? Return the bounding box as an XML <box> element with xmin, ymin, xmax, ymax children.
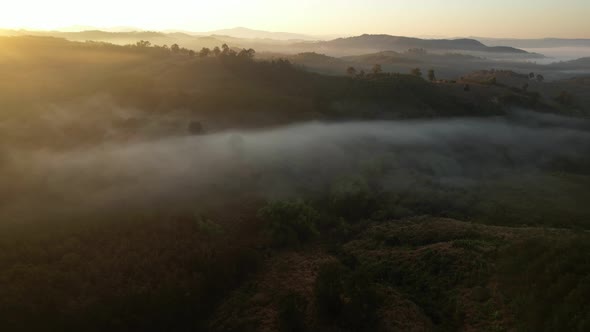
<box><xmin>1</xmin><ymin>35</ymin><xmax>590</xmax><ymax>332</ymax></box>
<box><xmin>549</xmin><ymin>57</ymin><xmax>590</xmax><ymax>69</ymax></box>
<box><xmin>3</xmin><ymin>35</ymin><xmax>540</xmax><ymax>150</ymax></box>
<box><xmin>205</xmin><ymin>27</ymin><xmax>317</xmax><ymax>41</ymax></box>
<box><xmin>292</xmin><ymin>34</ymin><xmax>534</xmax><ymax>56</ymax></box>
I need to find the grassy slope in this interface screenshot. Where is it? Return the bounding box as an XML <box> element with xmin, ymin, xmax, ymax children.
<box><xmin>211</xmin><ymin>217</ymin><xmax>590</xmax><ymax>332</ymax></box>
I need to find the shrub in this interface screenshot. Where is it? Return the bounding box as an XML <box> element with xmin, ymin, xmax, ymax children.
<box><xmin>314</xmin><ymin>262</ymin><xmax>346</xmax><ymax>318</ymax></box>
<box><xmin>341</xmin><ymin>269</ymin><xmax>380</xmax><ymax>330</ymax></box>
<box><xmin>278</xmin><ymin>292</ymin><xmax>308</xmax><ymax>332</ymax></box>
<box><xmin>258</xmin><ymin>200</ymin><xmax>319</xmax><ymax>248</ymax></box>
<box><xmin>314</xmin><ymin>262</ymin><xmax>380</xmax><ymax>330</ymax></box>
<box><xmin>329</xmin><ymin>177</ymin><xmax>374</xmax><ymax>221</ymax></box>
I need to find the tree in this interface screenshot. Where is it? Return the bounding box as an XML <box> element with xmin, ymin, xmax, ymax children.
<box><xmin>212</xmin><ymin>46</ymin><xmax>221</xmax><ymax>57</ymax></box>
<box><xmin>410</xmin><ymin>67</ymin><xmax>422</xmax><ymax>78</ymax></box>
<box><xmin>171</xmin><ymin>44</ymin><xmax>180</xmax><ymax>53</ymax></box>
<box><xmin>135</xmin><ymin>40</ymin><xmax>151</xmax><ymax>48</ymax></box>
<box><xmin>346</xmin><ymin>66</ymin><xmax>357</xmax><ymax>77</ymax></box>
<box><xmin>238</xmin><ymin>48</ymin><xmax>256</xmax><ymax>59</ymax></box>
<box><xmin>358</xmin><ymin>70</ymin><xmax>366</xmax><ymax>78</ymax></box>
<box><xmin>315</xmin><ymin>262</ymin><xmax>346</xmax><ymax>317</ymax></box>
<box><xmin>278</xmin><ymin>292</ymin><xmax>308</xmax><ymax>332</ymax></box>
<box><xmin>556</xmin><ymin>91</ymin><xmax>573</xmax><ymax>106</ymax></box>
<box><xmin>407</xmin><ymin>48</ymin><xmax>427</xmax><ymax>55</ymax></box>
<box><xmin>536</xmin><ymin>74</ymin><xmax>545</xmax><ymax>82</ymax></box>
<box><xmin>529</xmin><ymin>72</ymin><xmax>536</xmax><ymax>79</ymax></box>
<box><xmin>199</xmin><ymin>47</ymin><xmax>211</xmax><ymax>57</ymax></box>
<box><xmin>188</xmin><ymin>121</ymin><xmax>204</xmax><ymax>135</ymax></box>
<box><xmin>221</xmin><ymin>43</ymin><xmax>230</xmax><ymax>55</ymax></box>
<box><xmin>371</xmin><ymin>64</ymin><xmax>382</xmax><ymax>75</ymax></box>
<box><xmin>427</xmin><ymin>69</ymin><xmax>436</xmax><ymax>81</ymax></box>
<box><xmin>188</xmin><ymin>50</ymin><xmax>195</xmax><ymax>57</ymax></box>
<box><xmin>258</xmin><ymin>200</ymin><xmax>319</xmax><ymax>248</ymax></box>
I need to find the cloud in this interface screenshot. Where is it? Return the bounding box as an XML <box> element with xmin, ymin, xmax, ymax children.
<box><xmin>1</xmin><ymin>110</ymin><xmax>589</xmax><ymax>223</ymax></box>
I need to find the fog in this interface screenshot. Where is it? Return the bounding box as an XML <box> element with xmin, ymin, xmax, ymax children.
<box><xmin>2</xmin><ymin>110</ymin><xmax>589</xmax><ymax>223</ymax></box>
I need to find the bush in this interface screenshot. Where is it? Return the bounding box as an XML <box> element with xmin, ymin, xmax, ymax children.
<box><xmin>314</xmin><ymin>262</ymin><xmax>380</xmax><ymax>330</ymax></box>
<box><xmin>329</xmin><ymin>177</ymin><xmax>374</xmax><ymax>222</ymax></box>
<box><xmin>341</xmin><ymin>269</ymin><xmax>380</xmax><ymax>330</ymax></box>
<box><xmin>314</xmin><ymin>262</ymin><xmax>346</xmax><ymax>318</ymax></box>
<box><xmin>498</xmin><ymin>237</ymin><xmax>590</xmax><ymax>332</ymax></box>
<box><xmin>258</xmin><ymin>200</ymin><xmax>320</xmax><ymax>248</ymax></box>
<box><xmin>278</xmin><ymin>292</ymin><xmax>308</xmax><ymax>332</ymax></box>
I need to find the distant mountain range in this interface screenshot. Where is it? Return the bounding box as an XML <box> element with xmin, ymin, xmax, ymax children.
<box><xmin>202</xmin><ymin>27</ymin><xmax>322</xmax><ymax>41</ymax></box>
<box><xmin>292</xmin><ymin>34</ymin><xmax>532</xmax><ymax>56</ymax></box>
<box><xmin>476</xmin><ymin>38</ymin><xmax>590</xmax><ymax>49</ymax></box>
<box><xmin>0</xmin><ymin>28</ymin><xmax>547</xmax><ymax>59</ymax></box>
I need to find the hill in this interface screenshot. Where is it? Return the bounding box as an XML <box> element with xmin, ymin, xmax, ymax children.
<box><xmin>1</xmin><ymin>35</ymin><xmax>589</xmax><ymax>332</ymax></box>
<box><xmin>205</xmin><ymin>27</ymin><xmax>317</xmax><ymax>41</ymax></box>
<box><xmin>549</xmin><ymin>56</ymin><xmax>590</xmax><ymax>69</ymax></box>
<box><xmin>292</xmin><ymin>34</ymin><xmax>535</xmax><ymax>57</ymax></box>
<box><xmin>477</xmin><ymin>37</ymin><xmax>590</xmax><ymax>48</ymax></box>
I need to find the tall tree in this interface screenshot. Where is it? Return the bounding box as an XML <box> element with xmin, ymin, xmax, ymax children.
<box><xmin>371</xmin><ymin>64</ymin><xmax>382</xmax><ymax>75</ymax></box>
<box><xmin>427</xmin><ymin>69</ymin><xmax>436</xmax><ymax>81</ymax></box>
<box><xmin>346</xmin><ymin>66</ymin><xmax>357</xmax><ymax>77</ymax></box>
<box><xmin>221</xmin><ymin>44</ymin><xmax>230</xmax><ymax>55</ymax></box>
<box><xmin>199</xmin><ymin>47</ymin><xmax>211</xmax><ymax>57</ymax></box>
<box><xmin>411</xmin><ymin>68</ymin><xmax>422</xmax><ymax>78</ymax></box>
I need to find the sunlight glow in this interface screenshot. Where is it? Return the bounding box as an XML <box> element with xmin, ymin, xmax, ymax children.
<box><xmin>1</xmin><ymin>0</ymin><xmax>589</xmax><ymax>38</ymax></box>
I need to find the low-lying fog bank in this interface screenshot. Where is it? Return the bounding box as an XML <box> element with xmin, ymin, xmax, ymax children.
<box><xmin>1</xmin><ymin>110</ymin><xmax>589</xmax><ymax>223</ymax></box>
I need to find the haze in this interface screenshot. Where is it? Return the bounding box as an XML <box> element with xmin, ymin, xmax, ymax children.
<box><xmin>2</xmin><ymin>0</ymin><xmax>590</xmax><ymax>38</ymax></box>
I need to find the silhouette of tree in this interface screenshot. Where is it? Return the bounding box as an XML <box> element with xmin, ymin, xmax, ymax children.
<box><xmin>213</xmin><ymin>46</ymin><xmax>221</xmax><ymax>57</ymax></box>
<box><xmin>188</xmin><ymin>50</ymin><xmax>195</xmax><ymax>57</ymax></box>
<box><xmin>135</xmin><ymin>40</ymin><xmax>151</xmax><ymax>48</ymax></box>
<box><xmin>427</xmin><ymin>69</ymin><xmax>436</xmax><ymax>81</ymax></box>
<box><xmin>188</xmin><ymin>121</ymin><xmax>205</xmax><ymax>135</ymax></box>
<box><xmin>221</xmin><ymin>44</ymin><xmax>230</xmax><ymax>56</ymax></box>
<box><xmin>358</xmin><ymin>70</ymin><xmax>366</xmax><ymax>78</ymax></box>
<box><xmin>171</xmin><ymin>44</ymin><xmax>180</xmax><ymax>53</ymax></box>
<box><xmin>407</xmin><ymin>48</ymin><xmax>427</xmax><ymax>55</ymax></box>
<box><xmin>536</xmin><ymin>74</ymin><xmax>545</xmax><ymax>82</ymax></box>
<box><xmin>238</xmin><ymin>48</ymin><xmax>256</xmax><ymax>59</ymax></box>
<box><xmin>411</xmin><ymin>67</ymin><xmax>422</xmax><ymax>77</ymax></box>
<box><xmin>529</xmin><ymin>72</ymin><xmax>535</xmax><ymax>79</ymax></box>
<box><xmin>346</xmin><ymin>66</ymin><xmax>357</xmax><ymax>77</ymax></box>
<box><xmin>371</xmin><ymin>64</ymin><xmax>382</xmax><ymax>75</ymax></box>
<box><xmin>199</xmin><ymin>47</ymin><xmax>211</xmax><ymax>57</ymax></box>
<box><xmin>556</xmin><ymin>91</ymin><xmax>573</xmax><ymax>106</ymax></box>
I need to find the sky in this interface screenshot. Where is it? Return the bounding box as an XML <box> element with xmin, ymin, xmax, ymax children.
<box><xmin>1</xmin><ymin>0</ymin><xmax>589</xmax><ymax>38</ymax></box>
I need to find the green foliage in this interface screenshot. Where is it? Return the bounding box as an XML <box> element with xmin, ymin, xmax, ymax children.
<box><xmin>315</xmin><ymin>262</ymin><xmax>347</xmax><ymax>318</ymax></box>
<box><xmin>410</xmin><ymin>67</ymin><xmax>422</xmax><ymax>78</ymax></box>
<box><xmin>341</xmin><ymin>269</ymin><xmax>380</xmax><ymax>330</ymax></box>
<box><xmin>556</xmin><ymin>90</ymin><xmax>574</xmax><ymax>106</ymax></box>
<box><xmin>371</xmin><ymin>64</ymin><xmax>383</xmax><ymax>75</ymax></box>
<box><xmin>258</xmin><ymin>200</ymin><xmax>320</xmax><ymax>248</ymax></box>
<box><xmin>329</xmin><ymin>177</ymin><xmax>374</xmax><ymax>222</ymax></box>
<box><xmin>427</xmin><ymin>68</ymin><xmax>436</xmax><ymax>81</ymax></box>
<box><xmin>498</xmin><ymin>236</ymin><xmax>590</xmax><ymax>332</ymax></box>
<box><xmin>0</xmin><ymin>214</ymin><xmax>263</xmax><ymax>331</ymax></box>
<box><xmin>278</xmin><ymin>292</ymin><xmax>309</xmax><ymax>332</ymax></box>
<box><xmin>314</xmin><ymin>262</ymin><xmax>380</xmax><ymax>330</ymax></box>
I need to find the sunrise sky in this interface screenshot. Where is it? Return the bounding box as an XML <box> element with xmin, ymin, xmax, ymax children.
<box><xmin>1</xmin><ymin>0</ymin><xmax>589</xmax><ymax>38</ymax></box>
